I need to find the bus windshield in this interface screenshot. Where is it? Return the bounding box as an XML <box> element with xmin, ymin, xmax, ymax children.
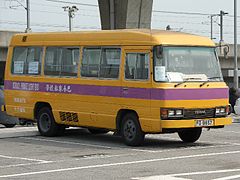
<box><xmin>154</xmin><ymin>46</ymin><xmax>223</xmax><ymax>82</ymax></box>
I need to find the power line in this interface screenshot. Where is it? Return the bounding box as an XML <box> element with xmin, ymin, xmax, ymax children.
<box><xmin>152</xmin><ymin>14</ymin><xmax>208</xmax><ymax>20</ymax></box>
<box><xmin>45</xmin><ymin>0</ymin><xmax>98</xmax><ymax>7</ymax></box>
<box><xmin>30</xmin><ymin>2</ymin><xmax>98</xmax><ymax>12</ymax></box>
<box><xmin>153</xmin><ymin>10</ymin><xmax>211</xmax><ymax>16</ymax></box>
<box><xmin>153</xmin><ymin>19</ymin><xmax>210</xmax><ymax>26</ymax></box>
<box><xmin>0</xmin><ymin>20</ymin><xmax>100</xmax><ymax>29</ymax></box>
<box><xmin>153</xmin><ymin>9</ymin><xmax>240</xmax><ymax>18</ymax></box>
<box><xmin>0</xmin><ymin>6</ymin><xmax>99</xmax><ymax>17</ymax></box>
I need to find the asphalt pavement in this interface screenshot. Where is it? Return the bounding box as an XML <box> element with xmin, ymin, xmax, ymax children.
<box><xmin>0</xmin><ymin>119</ymin><xmax>239</xmax><ymax>180</ymax></box>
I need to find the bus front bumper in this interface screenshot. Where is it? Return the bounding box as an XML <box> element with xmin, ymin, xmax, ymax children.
<box><xmin>161</xmin><ymin>117</ymin><xmax>232</xmax><ymax>129</ymax></box>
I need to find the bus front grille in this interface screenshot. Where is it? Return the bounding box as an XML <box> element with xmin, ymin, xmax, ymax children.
<box><xmin>184</xmin><ymin>108</ymin><xmax>215</xmax><ymax>119</ymax></box>
<box><xmin>59</xmin><ymin>112</ymin><xmax>79</xmax><ymax>122</ymax></box>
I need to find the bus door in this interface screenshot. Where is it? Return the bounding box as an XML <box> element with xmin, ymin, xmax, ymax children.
<box><xmin>121</xmin><ymin>49</ymin><xmax>152</xmax><ymax>117</ymax></box>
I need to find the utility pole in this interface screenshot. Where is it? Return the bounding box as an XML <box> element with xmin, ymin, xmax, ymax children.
<box><xmin>9</xmin><ymin>0</ymin><xmax>31</xmax><ymax>32</ymax></box>
<box><xmin>234</xmin><ymin>0</ymin><xmax>238</xmax><ymax>88</ymax></box>
<box><xmin>219</xmin><ymin>10</ymin><xmax>228</xmax><ymax>44</ymax></box>
<box><xmin>63</xmin><ymin>6</ymin><xmax>79</xmax><ymax>32</ymax></box>
<box><xmin>25</xmin><ymin>0</ymin><xmax>31</xmax><ymax>32</ymax></box>
<box><xmin>109</xmin><ymin>0</ymin><xmax>115</xmax><ymax>29</ymax></box>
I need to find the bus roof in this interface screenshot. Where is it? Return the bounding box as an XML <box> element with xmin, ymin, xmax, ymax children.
<box><xmin>10</xmin><ymin>29</ymin><xmax>215</xmax><ymax>47</ymax></box>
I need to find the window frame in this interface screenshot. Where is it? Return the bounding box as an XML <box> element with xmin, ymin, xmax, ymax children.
<box><xmin>153</xmin><ymin>45</ymin><xmax>224</xmax><ymax>83</ymax></box>
<box><xmin>11</xmin><ymin>46</ymin><xmax>43</xmax><ymax>76</ymax></box>
<box><xmin>80</xmin><ymin>46</ymin><xmax>121</xmax><ymax>80</ymax></box>
<box><xmin>124</xmin><ymin>52</ymin><xmax>150</xmax><ymax>82</ymax></box>
<box><xmin>43</xmin><ymin>46</ymin><xmax>80</xmax><ymax>78</ymax></box>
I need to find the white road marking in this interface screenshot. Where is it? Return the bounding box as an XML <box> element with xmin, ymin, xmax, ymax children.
<box><xmin>20</xmin><ymin>136</ymin><xmax>240</xmax><ymax>154</ymax></box>
<box><xmin>21</xmin><ymin>137</ymin><xmax>112</xmax><ymax>149</ymax></box>
<box><xmin>213</xmin><ymin>174</ymin><xmax>240</xmax><ymax>180</ymax></box>
<box><xmin>221</xmin><ymin>130</ymin><xmax>240</xmax><ymax>134</ymax></box>
<box><xmin>0</xmin><ymin>151</ymin><xmax>240</xmax><ymax>178</ymax></box>
<box><xmin>0</xmin><ymin>162</ymin><xmax>49</xmax><ymax>169</ymax></box>
<box><xmin>0</xmin><ymin>154</ymin><xmax>51</xmax><ymax>163</ymax></box>
<box><xmin>129</xmin><ymin>148</ymin><xmax>159</xmax><ymax>153</ymax></box>
<box><xmin>131</xmin><ymin>142</ymin><xmax>240</xmax><ymax>154</ymax></box>
<box><xmin>133</xmin><ymin>169</ymin><xmax>240</xmax><ymax>180</ymax></box>
<box><xmin>21</xmin><ymin>137</ymin><xmax>157</xmax><ymax>153</ymax></box>
<box><xmin>0</xmin><ymin>153</ymin><xmax>137</xmax><ymax>169</ymax></box>
<box><xmin>20</xmin><ymin>137</ymin><xmax>238</xmax><ymax>154</ymax></box>
<box><xmin>133</xmin><ymin>176</ymin><xmax>190</xmax><ymax>180</ymax></box>
<box><xmin>168</xmin><ymin>168</ymin><xmax>240</xmax><ymax>177</ymax></box>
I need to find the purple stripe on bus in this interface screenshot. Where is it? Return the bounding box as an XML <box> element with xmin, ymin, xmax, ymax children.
<box><xmin>123</xmin><ymin>87</ymin><xmax>151</xmax><ymax>99</ymax></box>
<box><xmin>4</xmin><ymin>80</ymin><xmax>228</xmax><ymax>100</ymax></box>
<box><xmin>151</xmin><ymin>88</ymin><xmax>229</xmax><ymax>100</ymax></box>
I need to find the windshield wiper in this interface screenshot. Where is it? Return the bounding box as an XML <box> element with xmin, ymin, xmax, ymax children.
<box><xmin>174</xmin><ymin>81</ymin><xmax>187</xmax><ymax>88</ymax></box>
<box><xmin>200</xmin><ymin>81</ymin><xmax>209</xmax><ymax>87</ymax></box>
<box><xmin>174</xmin><ymin>78</ymin><xmax>196</xmax><ymax>88</ymax></box>
<box><xmin>199</xmin><ymin>77</ymin><xmax>221</xmax><ymax>87</ymax></box>
<box><xmin>208</xmin><ymin>76</ymin><xmax>222</xmax><ymax>80</ymax></box>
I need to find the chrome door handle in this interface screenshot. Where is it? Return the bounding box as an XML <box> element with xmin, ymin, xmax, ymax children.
<box><xmin>123</xmin><ymin>87</ymin><xmax>128</xmax><ymax>91</ymax></box>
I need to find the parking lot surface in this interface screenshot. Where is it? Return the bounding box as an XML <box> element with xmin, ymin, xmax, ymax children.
<box><xmin>0</xmin><ymin>123</ymin><xmax>239</xmax><ymax>180</ymax></box>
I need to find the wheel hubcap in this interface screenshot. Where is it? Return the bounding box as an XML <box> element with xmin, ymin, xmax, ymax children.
<box><xmin>39</xmin><ymin>113</ymin><xmax>51</xmax><ymax>132</ymax></box>
<box><xmin>123</xmin><ymin>119</ymin><xmax>136</xmax><ymax>141</ymax></box>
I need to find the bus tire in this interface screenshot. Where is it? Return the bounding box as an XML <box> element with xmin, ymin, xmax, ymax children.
<box><xmin>178</xmin><ymin>128</ymin><xmax>202</xmax><ymax>143</ymax></box>
<box><xmin>88</xmin><ymin>128</ymin><xmax>109</xmax><ymax>134</ymax></box>
<box><xmin>37</xmin><ymin>107</ymin><xmax>64</xmax><ymax>137</ymax></box>
<box><xmin>121</xmin><ymin>113</ymin><xmax>145</xmax><ymax>146</ymax></box>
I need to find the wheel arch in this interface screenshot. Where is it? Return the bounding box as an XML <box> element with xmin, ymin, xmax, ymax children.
<box><xmin>116</xmin><ymin>109</ymin><xmax>139</xmax><ymax>133</ymax></box>
<box><xmin>34</xmin><ymin>102</ymin><xmax>52</xmax><ymax>120</ymax></box>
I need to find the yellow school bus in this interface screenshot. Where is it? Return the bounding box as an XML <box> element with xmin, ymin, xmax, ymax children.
<box><xmin>3</xmin><ymin>29</ymin><xmax>232</xmax><ymax>146</ymax></box>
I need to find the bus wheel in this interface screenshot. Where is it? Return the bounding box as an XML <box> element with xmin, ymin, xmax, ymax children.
<box><xmin>121</xmin><ymin>113</ymin><xmax>145</xmax><ymax>146</ymax></box>
<box><xmin>37</xmin><ymin>107</ymin><xmax>64</xmax><ymax>137</ymax></box>
<box><xmin>178</xmin><ymin>128</ymin><xmax>202</xmax><ymax>143</ymax></box>
<box><xmin>88</xmin><ymin>128</ymin><xmax>109</xmax><ymax>134</ymax></box>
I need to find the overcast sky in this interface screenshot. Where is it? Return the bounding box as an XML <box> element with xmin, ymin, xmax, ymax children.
<box><xmin>0</xmin><ymin>0</ymin><xmax>239</xmax><ymax>43</ymax></box>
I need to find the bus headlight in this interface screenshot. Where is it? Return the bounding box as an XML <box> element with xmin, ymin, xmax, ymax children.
<box><xmin>215</xmin><ymin>106</ymin><xmax>227</xmax><ymax>117</ymax></box>
<box><xmin>161</xmin><ymin>108</ymin><xmax>184</xmax><ymax>119</ymax></box>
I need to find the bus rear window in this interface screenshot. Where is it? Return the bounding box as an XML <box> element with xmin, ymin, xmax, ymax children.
<box><xmin>11</xmin><ymin>47</ymin><xmax>42</xmax><ymax>75</ymax></box>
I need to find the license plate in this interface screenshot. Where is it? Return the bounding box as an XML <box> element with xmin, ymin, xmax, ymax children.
<box><xmin>195</xmin><ymin>119</ymin><xmax>214</xmax><ymax>127</ymax></box>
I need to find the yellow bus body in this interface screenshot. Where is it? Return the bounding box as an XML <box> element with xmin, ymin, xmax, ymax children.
<box><xmin>4</xmin><ymin>29</ymin><xmax>231</xmax><ymax>135</ymax></box>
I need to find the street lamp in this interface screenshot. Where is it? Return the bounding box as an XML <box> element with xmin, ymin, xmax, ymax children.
<box><xmin>63</xmin><ymin>6</ymin><xmax>79</xmax><ymax>32</ymax></box>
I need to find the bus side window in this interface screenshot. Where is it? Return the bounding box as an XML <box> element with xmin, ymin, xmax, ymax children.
<box><xmin>81</xmin><ymin>48</ymin><xmax>101</xmax><ymax>78</ymax></box>
<box><xmin>44</xmin><ymin>47</ymin><xmax>79</xmax><ymax>77</ymax></box>
<box><xmin>61</xmin><ymin>47</ymin><xmax>79</xmax><ymax>77</ymax></box>
<box><xmin>99</xmin><ymin>48</ymin><xmax>121</xmax><ymax>79</ymax></box>
<box><xmin>81</xmin><ymin>48</ymin><xmax>121</xmax><ymax>79</ymax></box>
<box><xmin>26</xmin><ymin>47</ymin><xmax>42</xmax><ymax>75</ymax></box>
<box><xmin>11</xmin><ymin>47</ymin><xmax>42</xmax><ymax>75</ymax></box>
<box><xmin>125</xmin><ymin>53</ymin><xmax>149</xmax><ymax>80</ymax></box>
<box><xmin>44</xmin><ymin>47</ymin><xmax>61</xmax><ymax>76</ymax></box>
